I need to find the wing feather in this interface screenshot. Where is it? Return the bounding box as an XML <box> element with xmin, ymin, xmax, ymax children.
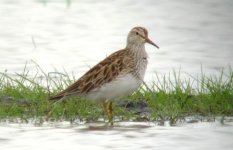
<box><xmin>49</xmin><ymin>49</ymin><xmax>135</xmax><ymax>100</ymax></box>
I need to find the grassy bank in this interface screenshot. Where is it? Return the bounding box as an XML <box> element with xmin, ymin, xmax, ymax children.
<box><xmin>0</xmin><ymin>64</ymin><xmax>233</xmax><ymax>124</ymax></box>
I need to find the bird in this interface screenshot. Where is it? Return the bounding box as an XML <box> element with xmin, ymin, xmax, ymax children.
<box><xmin>49</xmin><ymin>26</ymin><xmax>159</xmax><ymax>125</ymax></box>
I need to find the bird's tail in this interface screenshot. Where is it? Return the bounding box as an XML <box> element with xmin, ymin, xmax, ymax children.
<box><xmin>48</xmin><ymin>94</ymin><xmax>64</xmax><ymax>101</ymax></box>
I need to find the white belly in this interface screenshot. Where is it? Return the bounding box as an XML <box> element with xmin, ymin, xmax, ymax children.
<box><xmin>85</xmin><ymin>74</ymin><xmax>142</xmax><ymax>102</ymax></box>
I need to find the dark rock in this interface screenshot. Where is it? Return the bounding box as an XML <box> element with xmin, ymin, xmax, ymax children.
<box><xmin>17</xmin><ymin>99</ymin><xmax>32</xmax><ymax>106</ymax></box>
<box><xmin>117</xmin><ymin>99</ymin><xmax>132</xmax><ymax>107</ymax></box>
<box><xmin>0</xmin><ymin>96</ymin><xmax>15</xmax><ymax>105</ymax></box>
<box><xmin>0</xmin><ymin>96</ymin><xmax>14</xmax><ymax>101</ymax></box>
<box><xmin>0</xmin><ymin>96</ymin><xmax>32</xmax><ymax>106</ymax></box>
<box><xmin>117</xmin><ymin>99</ymin><xmax>151</xmax><ymax>115</ymax></box>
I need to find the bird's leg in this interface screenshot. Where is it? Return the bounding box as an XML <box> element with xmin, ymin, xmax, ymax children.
<box><xmin>103</xmin><ymin>100</ymin><xmax>114</xmax><ymax>125</ymax></box>
<box><xmin>103</xmin><ymin>100</ymin><xmax>110</xmax><ymax>120</ymax></box>
<box><xmin>109</xmin><ymin>101</ymin><xmax>113</xmax><ymax>126</ymax></box>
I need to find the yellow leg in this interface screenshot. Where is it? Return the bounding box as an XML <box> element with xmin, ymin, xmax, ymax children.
<box><xmin>109</xmin><ymin>101</ymin><xmax>113</xmax><ymax>126</ymax></box>
<box><xmin>103</xmin><ymin>100</ymin><xmax>109</xmax><ymax>117</ymax></box>
<box><xmin>103</xmin><ymin>100</ymin><xmax>114</xmax><ymax>125</ymax></box>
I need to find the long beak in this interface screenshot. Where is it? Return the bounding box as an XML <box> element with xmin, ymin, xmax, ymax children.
<box><xmin>145</xmin><ymin>37</ymin><xmax>159</xmax><ymax>49</ymax></box>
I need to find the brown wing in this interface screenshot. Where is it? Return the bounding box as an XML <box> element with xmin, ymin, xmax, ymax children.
<box><xmin>49</xmin><ymin>49</ymin><xmax>135</xmax><ymax>100</ymax></box>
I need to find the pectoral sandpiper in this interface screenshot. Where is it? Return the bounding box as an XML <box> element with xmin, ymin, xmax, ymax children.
<box><xmin>49</xmin><ymin>26</ymin><xmax>159</xmax><ymax>125</ymax></box>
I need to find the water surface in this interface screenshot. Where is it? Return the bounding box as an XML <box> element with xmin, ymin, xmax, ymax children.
<box><xmin>0</xmin><ymin>121</ymin><xmax>233</xmax><ymax>150</ymax></box>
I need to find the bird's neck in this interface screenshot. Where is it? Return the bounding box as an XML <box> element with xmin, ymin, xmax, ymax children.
<box><xmin>126</xmin><ymin>43</ymin><xmax>147</xmax><ymax>59</ymax></box>
<box><xmin>126</xmin><ymin>43</ymin><xmax>148</xmax><ymax>80</ymax></box>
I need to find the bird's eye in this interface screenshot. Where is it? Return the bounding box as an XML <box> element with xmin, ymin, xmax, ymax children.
<box><xmin>136</xmin><ymin>32</ymin><xmax>139</xmax><ymax>35</ymax></box>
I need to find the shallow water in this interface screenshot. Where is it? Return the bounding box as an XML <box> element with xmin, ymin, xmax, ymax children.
<box><xmin>1</xmin><ymin>120</ymin><xmax>233</xmax><ymax>150</ymax></box>
<box><xmin>0</xmin><ymin>0</ymin><xmax>233</xmax><ymax>82</ymax></box>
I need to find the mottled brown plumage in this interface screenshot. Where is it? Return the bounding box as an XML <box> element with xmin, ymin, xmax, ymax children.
<box><xmin>49</xmin><ymin>26</ymin><xmax>159</xmax><ymax>125</ymax></box>
<box><xmin>50</xmin><ymin>49</ymin><xmax>135</xmax><ymax>100</ymax></box>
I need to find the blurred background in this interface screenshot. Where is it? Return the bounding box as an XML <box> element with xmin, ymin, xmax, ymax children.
<box><xmin>0</xmin><ymin>0</ymin><xmax>233</xmax><ymax>82</ymax></box>
<box><xmin>1</xmin><ymin>1</ymin><xmax>233</xmax><ymax>150</ymax></box>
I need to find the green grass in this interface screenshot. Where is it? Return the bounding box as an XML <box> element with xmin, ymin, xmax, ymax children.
<box><xmin>0</xmin><ymin>63</ymin><xmax>233</xmax><ymax>124</ymax></box>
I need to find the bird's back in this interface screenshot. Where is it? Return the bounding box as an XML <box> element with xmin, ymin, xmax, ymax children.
<box><xmin>49</xmin><ymin>49</ymin><xmax>136</xmax><ymax>101</ymax></box>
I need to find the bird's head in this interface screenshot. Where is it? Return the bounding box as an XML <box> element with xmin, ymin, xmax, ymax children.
<box><xmin>127</xmin><ymin>26</ymin><xmax>159</xmax><ymax>49</ymax></box>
